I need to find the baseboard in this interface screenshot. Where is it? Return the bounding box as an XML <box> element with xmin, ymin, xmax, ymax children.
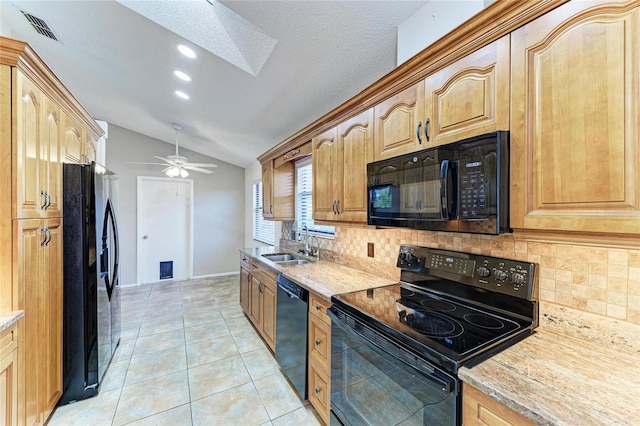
<box><xmin>191</xmin><ymin>271</ymin><xmax>239</xmax><ymax>279</ymax></box>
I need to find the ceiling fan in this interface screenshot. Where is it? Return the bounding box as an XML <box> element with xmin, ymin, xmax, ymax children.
<box><xmin>128</xmin><ymin>123</ymin><xmax>218</xmax><ymax>177</ymax></box>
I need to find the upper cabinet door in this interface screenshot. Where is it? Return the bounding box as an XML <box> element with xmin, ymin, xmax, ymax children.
<box><xmin>261</xmin><ymin>161</ymin><xmax>274</xmax><ymax>219</ymax></box>
<box><xmin>423</xmin><ymin>35</ymin><xmax>510</xmax><ymax>147</ymax></box>
<box><xmin>373</xmin><ymin>81</ymin><xmax>425</xmax><ymax>161</ymax></box>
<box><xmin>42</xmin><ymin>99</ymin><xmax>63</xmax><ymax>218</ymax></box>
<box><xmin>336</xmin><ymin>109</ymin><xmax>373</xmax><ymax>223</ymax></box>
<box><xmin>14</xmin><ymin>71</ymin><xmax>44</xmax><ymax>219</ymax></box>
<box><xmin>63</xmin><ymin>114</ymin><xmax>84</xmax><ymax>164</ymax></box>
<box><xmin>312</xmin><ymin>128</ymin><xmax>338</xmax><ymax>222</ymax></box>
<box><xmin>510</xmin><ymin>2</ymin><xmax>640</xmax><ymax>238</ymax></box>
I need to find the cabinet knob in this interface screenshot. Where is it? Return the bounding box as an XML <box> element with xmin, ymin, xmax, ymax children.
<box><xmin>315</xmin><ymin>387</ymin><xmax>321</xmax><ymax>394</ymax></box>
<box><xmin>315</xmin><ymin>305</ymin><xmax>321</xmax><ymax>311</ymax></box>
<box><xmin>315</xmin><ymin>339</ymin><xmax>321</xmax><ymax>346</ymax></box>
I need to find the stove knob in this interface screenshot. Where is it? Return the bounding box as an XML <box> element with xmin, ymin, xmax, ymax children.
<box><xmin>399</xmin><ymin>252</ymin><xmax>407</xmax><ymax>261</ymax></box>
<box><xmin>476</xmin><ymin>267</ymin><xmax>491</xmax><ymax>277</ymax></box>
<box><xmin>494</xmin><ymin>270</ymin><xmax>508</xmax><ymax>281</ymax></box>
<box><xmin>405</xmin><ymin>253</ymin><xmax>415</xmax><ymax>263</ymax></box>
<box><xmin>511</xmin><ymin>273</ymin><xmax>526</xmax><ymax>286</ymax></box>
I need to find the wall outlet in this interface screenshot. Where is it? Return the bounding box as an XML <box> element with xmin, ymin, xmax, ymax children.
<box><xmin>367</xmin><ymin>242</ymin><xmax>374</xmax><ymax>258</ymax></box>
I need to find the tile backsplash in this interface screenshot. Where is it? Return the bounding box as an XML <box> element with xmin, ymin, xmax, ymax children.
<box><xmin>284</xmin><ymin>223</ymin><xmax>640</xmax><ymax>326</ymax></box>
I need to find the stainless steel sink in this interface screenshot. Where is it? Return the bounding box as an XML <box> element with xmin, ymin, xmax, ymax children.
<box><xmin>276</xmin><ymin>259</ymin><xmax>310</xmax><ymax>265</ymax></box>
<box><xmin>261</xmin><ymin>253</ymin><xmax>308</xmax><ymax>263</ymax></box>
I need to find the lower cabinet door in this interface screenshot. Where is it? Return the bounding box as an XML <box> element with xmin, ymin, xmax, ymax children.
<box><xmin>308</xmin><ymin>355</ymin><xmax>330</xmax><ymax>425</ymax></box>
<box><xmin>261</xmin><ymin>282</ymin><xmax>276</xmax><ymax>351</ymax></box>
<box><xmin>239</xmin><ymin>266</ymin><xmax>250</xmax><ymax>314</ymax></box>
<box><xmin>463</xmin><ymin>383</ymin><xmax>536</xmax><ymax>426</ymax></box>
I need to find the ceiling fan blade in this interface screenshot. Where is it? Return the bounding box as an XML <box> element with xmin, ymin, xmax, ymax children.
<box><xmin>183</xmin><ymin>165</ymin><xmax>214</xmax><ymax>174</ymax></box>
<box><xmin>126</xmin><ymin>162</ymin><xmax>168</xmax><ymax>166</ymax></box>
<box><xmin>153</xmin><ymin>155</ymin><xmax>177</xmax><ymax>165</ymax></box>
<box><xmin>186</xmin><ymin>163</ymin><xmax>218</xmax><ymax>168</ymax></box>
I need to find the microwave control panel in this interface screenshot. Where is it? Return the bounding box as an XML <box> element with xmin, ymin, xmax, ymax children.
<box><xmin>458</xmin><ymin>155</ymin><xmax>494</xmax><ymax>218</ymax></box>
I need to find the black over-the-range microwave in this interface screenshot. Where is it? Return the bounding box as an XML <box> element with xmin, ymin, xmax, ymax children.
<box><xmin>367</xmin><ymin>131</ymin><xmax>509</xmax><ymax>235</ymax></box>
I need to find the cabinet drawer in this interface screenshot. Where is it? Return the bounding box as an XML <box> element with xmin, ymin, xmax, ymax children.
<box><xmin>309</xmin><ymin>293</ymin><xmax>331</xmax><ymax>324</ymax></box>
<box><xmin>0</xmin><ymin>323</ymin><xmax>17</xmax><ymax>360</ymax></box>
<box><xmin>463</xmin><ymin>383</ymin><xmax>536</xmax><ymax>426</ymax></box>
<box><xmin>239</xmin><ymin>252</ymin><xmax>252</xmax><ymax>271</ymax></box>
<box><xmin>308</xmin><ymin>313</ymin><xmax>331</xmax><ymax>374</ymax></box>
<box><xmin>308</xmin><ymin>355</ymin><xmax>331</xmax><ymax>425</ymax></box>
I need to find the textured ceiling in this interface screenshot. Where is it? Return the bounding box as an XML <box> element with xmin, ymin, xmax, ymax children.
<box><xmin>0</xmin><ymin>0</ymin><xmax>427</xmax><ymax>168</ymax></box>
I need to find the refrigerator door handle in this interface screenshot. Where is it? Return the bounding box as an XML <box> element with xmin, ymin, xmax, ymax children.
<box><xmin>102</xmin><ymin>198</ymin><xmax>119</xmax><ymax>301</ymax></box>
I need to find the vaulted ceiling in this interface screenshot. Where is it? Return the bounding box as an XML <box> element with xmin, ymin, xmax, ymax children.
<box><xmin>0</xmin><ymin>0</ymin><xmax>429</xmax><ymax>167</ymax></box>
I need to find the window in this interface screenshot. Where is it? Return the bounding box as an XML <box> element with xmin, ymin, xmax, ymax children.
<box><xmin>253</xmin><ymin>181</ymin><xmax>275</xmax><ymax>244</ymax></box>
<box><xmin>296</xmin><ymin>158</ymin><xmax>335</xmax><ymax>236</ymax></box>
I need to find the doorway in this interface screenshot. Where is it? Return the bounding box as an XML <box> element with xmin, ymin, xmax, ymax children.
<box><xmin>136</xmin><ymin>176</ymin><xmax>193</xmax><ymax>285</ymax></box>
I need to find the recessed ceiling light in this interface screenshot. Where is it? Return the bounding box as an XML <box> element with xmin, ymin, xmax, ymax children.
<box><xmin>175</xmin><ymin>90</ymin><xmax>190</xmax><ymax>100</ymax></box>
<box><xmin>177</xmin><ymin>44</ymin><xmax>197</xmax><ymax>59</ymax></box>
<box><xmin>173</xmin><ymin>70</ymin><xmax>192</xmax><ymax>82</ymax></box>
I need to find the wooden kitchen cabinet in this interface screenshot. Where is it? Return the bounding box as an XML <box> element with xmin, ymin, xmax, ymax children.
<box><xmin>463</xmin><ymin>383</ymin><xmax>536</xmax><ymax>426</ymax></box>
<box><xmin>373</xmin><ymin>81</ymin><xmax>425</xmax><ymax>161</ymax></box>
<box><xmin>14</xmin><ymin>70</ymin><xmax>63</xmax><ymax>220</ymax></box>
<box><xmin>1</xmin><ymin>321</ymin><xmax>19</xmax><ymax>426</ymax></box>
<box><xmin>313</xmin><ymin>109</ymin><xmax>372</xmax><ymax>223</ymax></box>
<box><xmin>14</xmin><ymin>217</ymin><xmax>63</xmax><ymax>425</ymax></box>
<box><xmin>63</xmin><ymin>114</ymin><xmax>84</xmax><ymax>164</ymax></box>
<box><xmin>510</xmin><ymin>2</ymin><xmax>640</xmax><ymax>242</ymax></box>
<box><xmin>423</xmin><ymin>35</ymin><xmax>509</xmax><ymax>147</ymax></box>
<box><xmin>261</xmin><ymin>160</ymin><xmax>294</xmax><ymax>221</ymax></box>
<box><xmin>241</xmin><ymin>257</ymin><xmax>277</xmax><ymax>352</ymax></box>
<box><xmin>1</xmin><ymin>36</ymin><xmax>104</xmax><ymax>425</ymax></box>
<box><xmin>308</xmin><ymin>293</ymin><xmax>331</xmax><ymax>425</ymax></box>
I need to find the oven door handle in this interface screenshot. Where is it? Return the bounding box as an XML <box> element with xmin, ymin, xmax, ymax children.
<box><xmin>439</xmin><ymin>160</ymin><xmax>450</xmax><ymax>219</ymax></box>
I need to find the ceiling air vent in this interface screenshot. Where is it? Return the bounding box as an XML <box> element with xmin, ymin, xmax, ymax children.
<box><xmin>21</xmin><ymin>11</ymin><xmax>59</xmax><ymax>42</ymax></box>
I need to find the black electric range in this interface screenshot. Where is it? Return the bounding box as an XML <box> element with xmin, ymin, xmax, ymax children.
<box><xmin>329</xmin><ymin>245</ymin><xmax>538</xmax><ymax>425</ymax></box>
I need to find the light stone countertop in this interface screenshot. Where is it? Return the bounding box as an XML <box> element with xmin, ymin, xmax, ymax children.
<box><xmin>241</xmin><ymin>246</ymin><xmax>640</xmax><ymax>425</ymax></box>
<box><xmin>240</xmin><ymin>246</ymin><xmax>398</xmax><ymax>300</ymax></box>
<box><xmin>0</xmin><ymin>310</ymin><xmax>24</xmax><ymax>333</ymax></box>
<box><xmin>459</xmin><ymin>314</ymin><xmax>640</xmax><ymax>425</ymax></box>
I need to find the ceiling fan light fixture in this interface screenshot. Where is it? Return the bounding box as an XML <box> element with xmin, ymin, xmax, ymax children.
<box><xmin>174</xmin><ymin>70</ymin><xmax>192</xmax><ymax>82</ymax></box>
<box><xmin>179</xmin><ymin>168</ymin><xmax>189</xmax><ymax>178</ymax></box>
<box><xmin>165</xmin><ymin>166</ymin><xmax>180</xmax><ymax>177</ymax></box>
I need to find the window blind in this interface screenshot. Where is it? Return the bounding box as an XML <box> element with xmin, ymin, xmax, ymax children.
<box><xmin>253</xmin><ymin>181</ymin><xmax>275</xmax><ymax>244</ymax></box>
<box><xmin>296</xmin><ymin>159</ymin><xmax>335</xmax><ymax>236</ymax></box>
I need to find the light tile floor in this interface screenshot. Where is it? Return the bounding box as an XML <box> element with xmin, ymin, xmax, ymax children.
<box><xmin>49</xmin><ymin>275</ymin><xmax>322</xmax><ymax>426</ymax></box>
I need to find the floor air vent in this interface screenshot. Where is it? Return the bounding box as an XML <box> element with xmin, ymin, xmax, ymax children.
<box><xmin>21</xmin><ymin>11</ymin><xmax>59</xmax><ymax>42</ymax></box>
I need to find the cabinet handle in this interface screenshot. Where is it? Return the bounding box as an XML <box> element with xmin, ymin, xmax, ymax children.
<box><xmin>259</xmin><ymin>282</ymin><xmax>263</xmax><ymax>293</ymax></box>
<box><xmin>416</xmin><ymin>121</ymin><xmax>423</xmax><ymax>144</ymax></box>
<box><xmin>46</xmin><ymin>192</ymin><xmax>51</xmax><ymax>209</ymax></box>
<box><xmin>315</xmin><ymin>387</ymin><xmax>321</xmax><ymax>394</ymax></box>
<box><xmin>46</xmin><ymin>228</ymin><xmax>52</xmax><ymax>246</ymax></box>
<box><xmin>335</xmin><ymin>199</ymin><xmax>340</xmax><ymax>215</ymax></box>
<box><xmin>331</xmin><ymin>200</ymin><xmax>336</xmax><ymax>214</ymax></box>
<box><xmin>41</xmin><ymin>190</ymin><xmax>47</xmax><ymax>210</ymax></box>
<box><xmin>424</xmin><ymin>117</ymin><xmax>430</xmax><ymax>142</ymax></box>
<box><xmin>40</xmin><ymin>227</ymin><xmax>47</xmax><ymax>246</ymax></box>
<box><xmin>315</xmin><ymin>339</ymin><xmax>321</xmax><ymax>346</ymax></box>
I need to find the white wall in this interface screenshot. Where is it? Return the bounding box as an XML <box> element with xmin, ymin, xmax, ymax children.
<box><xmin>397</xmin><ymin>0</ymin><xmax>486</xmax><ymax>65</ymax></box>
<box><xmin>244</xmin><ymin>161</ymin><xmax>281</xmax><ymax>249</ymax></box>
<box><xmin>106</xmin><ymin>124</ymin><xmax>245</xmax><ymax>284</ymax></box>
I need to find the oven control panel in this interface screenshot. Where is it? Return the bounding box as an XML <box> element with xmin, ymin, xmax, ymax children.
<box><xmin>397</xmin><ymin>245</ymin><xmax>536</xmax><ymax>299</ymax></box>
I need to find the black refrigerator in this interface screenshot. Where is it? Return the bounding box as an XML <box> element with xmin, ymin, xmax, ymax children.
<box><xmin>59</xmin><ymin>162</ymin><xmax>121</xmax><ymax>405</ymax></box>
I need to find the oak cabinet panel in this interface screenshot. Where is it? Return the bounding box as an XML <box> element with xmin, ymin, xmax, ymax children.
<box><xmin>249</xmin><ymin>274</ymin><xmax>261</xmax><ymax>326</ymax></box>
<box><xmin>239</xmin><ymin>266</ymin><xmax>250</xmax><ymax>315</ymax></box>
<box><xmin>424</xmin><ymin>35</ymin><xmax>510</xmax><ymax>147</ymax></box>
<box><xmin>261</xmin><ymin>160</ymin><xmax>294</xmax><ymax>221</ymax></box>
<box><xmin>463</xmin><ymin>383</ymin><xmax>536</xmax><ymax>426</ymax></box>
<box><xmin>312</xmin><ymin>128</ymin><xmax>339</xmax><ymax>222</ymax></box>
<box><xmin>261</xmin><ymin>278</ymin><xmax>276</xmax><ymax>351</ymax></box>
<box><xmin>307</xmin><ymin>292</ymin><xmax>331</xmax><ymax>424</ymax></box>
<box><xmin>313</xmin><ymin>109</ymin><xmax>372</xmax><ymax>223</ymax></box>
<box><xmin>15</xmin><ymin>218</ymin><xmax>62</xmax><ymax>426</ymax></box>
<box><xmin>62</xmin><ymin>114</ymin><xmax>84</xmax><ymax>164</ymax></box>
<box><xmin>373</xmin><ymin>81</ymin><xmax>425</xmax><ymax>160</ymax></box>
<box><xmin>510</xmin><ymin>1</ymin><xmax>640</xmax><ymax>237</ymax></box>
<box><xmin>1</xmin><ymin>322</ymin><xmax>18</xmax><ymax>426</ymax></box>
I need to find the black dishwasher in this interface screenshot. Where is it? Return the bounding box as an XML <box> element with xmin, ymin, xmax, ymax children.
<box><xmin>275</xmin><ymin>274</ymin><xmax>309</xmax><ymax>400</ymax></box>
